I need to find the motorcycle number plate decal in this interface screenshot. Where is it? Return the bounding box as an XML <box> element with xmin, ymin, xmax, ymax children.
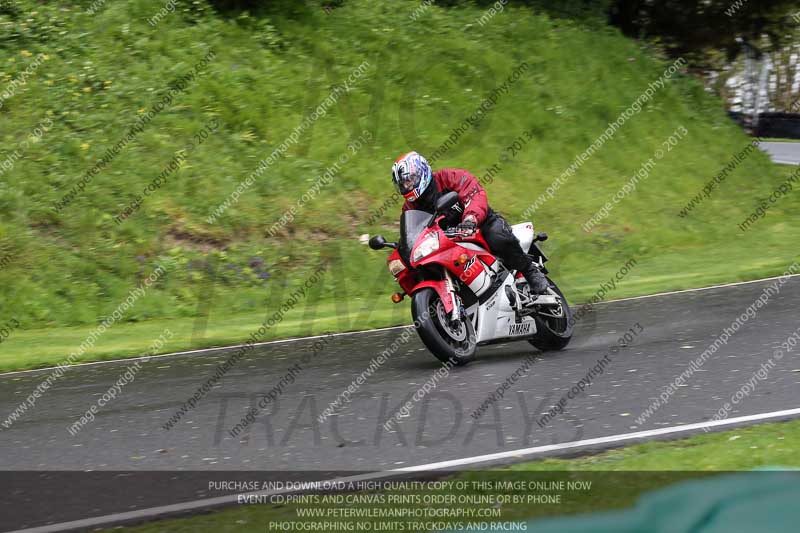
<box><xmin>508</xmin><ymin>322</ymin><xmax>532</xmax><ymax>336</ymax></box>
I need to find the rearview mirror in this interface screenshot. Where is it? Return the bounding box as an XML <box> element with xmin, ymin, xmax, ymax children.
<box><xmin>435</xmin><ymin>191</ymin><xmax>459</xmax><ymax>213</ymax></box>
<box><xmin>368</xmin><ymin>235</ymin><xmax>396</xmax><ymax>250</ymax></box>
<box><xmin>368</xmin><ymin>235</ymin><xmax>386</xmax><ymax>250</ymax></box>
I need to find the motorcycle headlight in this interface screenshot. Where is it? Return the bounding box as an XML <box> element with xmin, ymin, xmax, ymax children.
<box><xmin>388</xmin><ymin>259</ymin><xmax>406</xmax><ymax>277</ymax></box>
<box><xmin>412</xmin><ymin>232</ymin><xmax>440</xmax><ymax>263</ymax></box>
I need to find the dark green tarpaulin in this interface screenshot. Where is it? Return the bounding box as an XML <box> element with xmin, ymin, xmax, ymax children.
<box><xmin>447</xmin><ymin>471</ymin><xmax>800</xmax><ymax>533</ymax></box>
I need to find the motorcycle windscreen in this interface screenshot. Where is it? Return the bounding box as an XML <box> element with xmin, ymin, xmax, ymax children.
<box><xmin>399</xmin><ymin>209</ymin><xmax>432</xmax><ymax>265</ymax></box>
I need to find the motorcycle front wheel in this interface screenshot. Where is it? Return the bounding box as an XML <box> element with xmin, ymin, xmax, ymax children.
<box><xmin>411</xmin><ymin>288</ymin><xmax>476</xmax><ymax>366</ymax></box>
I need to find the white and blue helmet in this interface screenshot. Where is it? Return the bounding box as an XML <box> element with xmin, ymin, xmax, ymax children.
<box><xmin>392</xmin><ymin>151</ymin><xmax>432</xmax><ymax>201</ymax></box>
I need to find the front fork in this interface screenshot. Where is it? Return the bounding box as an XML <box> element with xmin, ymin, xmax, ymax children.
<box><xmin>443</xmin><ymin>269</ymin><xmax>461</xmax><ymax>322</ymax></box>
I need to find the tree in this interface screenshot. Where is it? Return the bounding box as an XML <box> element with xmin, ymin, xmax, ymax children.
<box><xmin>609</xmin><ymin>0</ymin><xmax>799</xmax><ymax>67</ymax></box>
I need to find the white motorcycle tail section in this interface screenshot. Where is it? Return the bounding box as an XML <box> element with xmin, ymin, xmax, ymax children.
<box><xmin>511</xmin><ymin>222</ymin><xmax>534</xmax><ymax>253</ymax></box>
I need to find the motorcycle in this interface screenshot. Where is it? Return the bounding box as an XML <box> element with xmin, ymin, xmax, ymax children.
<box><xmin>369</xmin><ymin>191</ymin><xmax>573</xmax><ymax>365</ymax></box>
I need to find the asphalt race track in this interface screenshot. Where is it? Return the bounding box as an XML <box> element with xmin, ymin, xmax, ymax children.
<box><xmin>759</xmin><ymin>141</ymin><xmax>800</xmax><ymax>165</ymax></box>
<box><xmin>1</xmin><ymin>276</ymin><xmax>799</xmax><ymax>531</ymax></box>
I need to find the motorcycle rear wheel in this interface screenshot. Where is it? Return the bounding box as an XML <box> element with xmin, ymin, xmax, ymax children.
<box><xmin>529</xmin><ymin>277</ymin><xmax>573</xmax><ymax>351</ymax></box>
<box><xmin>411</xmin><ymin>288</ymin><xmax>477</xmax><ymax>366</ymax></box>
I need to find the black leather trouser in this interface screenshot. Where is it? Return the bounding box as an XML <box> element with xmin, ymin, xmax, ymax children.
<box><xmin>479</xmin><ymin>212</ymin><xmax>534</xmax><ymax>273</ymax></box>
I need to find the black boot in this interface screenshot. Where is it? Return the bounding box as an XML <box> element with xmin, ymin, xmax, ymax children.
<box><xmin>522</xmin><ymin>264</ymin><xmax>549</xmax><ymax>295</ymax></box>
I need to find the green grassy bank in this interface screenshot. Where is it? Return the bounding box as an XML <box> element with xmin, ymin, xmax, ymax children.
<box><xmin>0</xmin><ymin>0</ymin><xmax>797</xmax><ymax>369</ymax></box>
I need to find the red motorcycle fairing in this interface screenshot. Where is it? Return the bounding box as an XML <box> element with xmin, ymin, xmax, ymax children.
<box><xmin>387</xmin><ymin>247</ymin><xmax>454</xmax><ymax>312</ymax></box>
<box><xmin>387</xmin><ymin>248</ymin><xmax>417</xmax><ymax>294</ymax></box>
<box><xmin>412</xmin><ymin>279</ymin><xmax>455</xmax><ymax>313</ymax></box>
<box><xmin>386</xmin><ymin>217</ymin><xmax>503</xmax><ymax>313</ymax></box>
<box><xmin>387</xmin><ymin>235</ymin><xmax>459</xmax><ymax>313</ymax></box>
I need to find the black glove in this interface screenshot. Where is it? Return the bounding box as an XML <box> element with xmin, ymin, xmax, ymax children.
<box><xmin>454</xmin><ymin>217</ymin><xmax>477</xmax><ymax>236</ymax></box>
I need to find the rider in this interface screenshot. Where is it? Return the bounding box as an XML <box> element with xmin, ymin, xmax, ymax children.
<box><xmin>391</xmin><ymin>151</ymin><xmax>549</xmax><ymax>295</ymax></box>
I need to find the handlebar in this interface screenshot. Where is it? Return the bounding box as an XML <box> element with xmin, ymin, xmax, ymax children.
<box><xmin>442</xmin><ymin>227</ymin><xmax>476</xmax><ymax>239</ymax></box>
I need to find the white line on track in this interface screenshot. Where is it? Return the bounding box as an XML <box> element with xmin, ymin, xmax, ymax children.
<box><xmin>396</xmin><ymin>406</ymin><xmax>800</xmax><ymax>471</ymax></box>
<box><xmin>1</xmin><ymin>273</ymin><xmax>797</xmax><ymax>378</ymax></box>
<box><xmin>0</xmin><ymin>324</ymin><xmax>411</xmax><ymax>377</ymax></box>
<box><xmin>13</xmin><ymin>406</ymin><xmax>800</xmax><ymax>533</ymax></box>
<box><xmin>590</xmin><ymin>272</ymin><xmax>798</xmax><ymax>304</ymax></box>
